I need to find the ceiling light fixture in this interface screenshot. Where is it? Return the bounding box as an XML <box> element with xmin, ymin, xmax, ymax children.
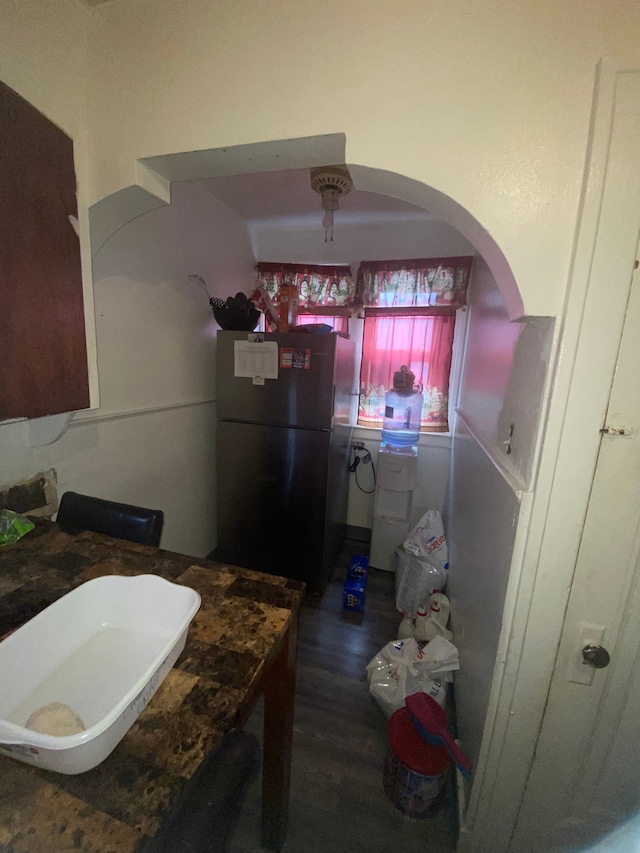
<box><xmin>310</xmin><ymin>165</ymin><xmax>352</xmax><ymax>243</ymax></box>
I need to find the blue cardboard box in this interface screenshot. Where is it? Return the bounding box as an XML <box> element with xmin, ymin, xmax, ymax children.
<box><xmin>343</xmin><ymin>577</ymin><xmax>366</xmax><ymax>612</ymax></box>
<box><xmin>347</xmin><ymin>554</ymin><xmax>369</xmax><ymax>583</ymax></box>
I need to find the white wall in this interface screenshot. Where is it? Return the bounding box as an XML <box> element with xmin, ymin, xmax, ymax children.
<box><xmin>446</xmin><ymin>257</ymin><xmax>554</xmax><ymax>786</ymax></box>
<box><xmin>457</xmin><ymin>260</ymin><xmax>555</xmax><ymax>487</ymax></box>
<box><xmin>447</xmin><ymin>418</ymin><xmax>521</xmax><ymax>780</ymax></box>
<box><xmin>84</xmin><ymin>0</ymin><xmax>640</xmax><ymax>318</ymax></box>
<box><xmin>0</xmin><ymin>180</ymin><xmax>255</xmax><ymax>558</ymax></box>
<box><xmin>87</xmin><ymin>181</ymin><xmax>255</xmax><ymax>416</ymax></box>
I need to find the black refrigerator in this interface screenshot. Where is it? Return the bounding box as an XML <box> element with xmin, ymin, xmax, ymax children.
<box><xmin>215</xmin><ymin>330</ymin><xmax>356</xmax><ymax>594</ymax></box>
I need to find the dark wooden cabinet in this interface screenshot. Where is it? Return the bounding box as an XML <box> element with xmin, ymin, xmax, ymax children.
<box><xmin>0</xmin><ymin>79</ymin><xmax>89</xmax><ymax>420</ymax></box>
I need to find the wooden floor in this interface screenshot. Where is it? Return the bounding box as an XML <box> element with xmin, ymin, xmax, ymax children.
<box><xmin>230</xmin><ymin>542</ymin><xmax>459</xmax><ymax>853</ymax></box>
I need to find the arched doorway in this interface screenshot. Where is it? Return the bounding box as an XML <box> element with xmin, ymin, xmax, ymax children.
<box><xmin>88</xmin><ymin>139</ymin><xmax>550</xmax><ymax>851</ymax></box>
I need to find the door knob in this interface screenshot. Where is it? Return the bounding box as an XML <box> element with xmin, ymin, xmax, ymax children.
<box><xmin>582</xmin><ymin>644</ymin><xmax>611</xmax><ymax>669</ymax></box>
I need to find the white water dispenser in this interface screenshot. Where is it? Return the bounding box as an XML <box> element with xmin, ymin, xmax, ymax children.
<box><xmin>369</xmin><ymin>443</ymin><xmax>418</xmax><ymax>571</ymax></box>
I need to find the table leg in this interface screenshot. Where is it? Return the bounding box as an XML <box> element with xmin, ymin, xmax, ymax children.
<box><xmin>261</xmin><ymin>620</ymin><xmax>297</xmax><ymax>852</ymax></box>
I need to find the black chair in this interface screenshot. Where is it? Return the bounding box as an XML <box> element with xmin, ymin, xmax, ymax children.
<box><xmin>141</xmin><ymin>730</ymin><xmax>261</xmax><ymax>853</ymax></box>
<box><xmin>56</xmin><ymin>491</ymin><xmax>164</xmax><ymax>547</ymax></box>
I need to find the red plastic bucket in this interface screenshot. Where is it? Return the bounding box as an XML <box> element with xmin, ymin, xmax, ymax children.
<box><xmin>383</xmin><ymin>707</ymin><xmax>450</xmax><ymax>817</ymax></box>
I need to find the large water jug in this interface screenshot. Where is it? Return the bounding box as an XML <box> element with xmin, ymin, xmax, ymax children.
<box><xmin>381</xmin><ymin>366</ymin><xmax>423</xmax><ymax>447</ymax></box>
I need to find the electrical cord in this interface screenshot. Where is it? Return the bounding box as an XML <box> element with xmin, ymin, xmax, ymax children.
<box><xmin>350</xmin><ymin>448</ymin><xmax>376</xmax><ymax>494</ymax></box>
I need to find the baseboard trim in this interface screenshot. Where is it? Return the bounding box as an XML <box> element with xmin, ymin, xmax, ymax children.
<box><xmin>345</xmin><ymin>524</ymin><xmax>371</xmax><ymax>542</ymax></box>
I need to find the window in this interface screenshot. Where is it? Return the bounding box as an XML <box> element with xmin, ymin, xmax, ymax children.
<box><xmin>358</xmin><ymin>310</ymin><xmax>456</xmax><ymax>432</ymax></box>
<box><xmin>253</xmin><ymin>257</ymin><xmax>472</xmax><ymax>434</ymax></box>
<box><xmin>357</xmin><ymin>258</ymin><xmax>473</xmax><ymax>433</ymax></box>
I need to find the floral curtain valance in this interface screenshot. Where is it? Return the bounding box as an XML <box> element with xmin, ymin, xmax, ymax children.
<box><xmin>357</xmin><ymin>256</ymin><xmax>473</xmax><ymax>309</ymax></box>
<box><xmin>255</xmin><ymin>262</ymin><xmax>356</xmax><ymax>312</ymax></box>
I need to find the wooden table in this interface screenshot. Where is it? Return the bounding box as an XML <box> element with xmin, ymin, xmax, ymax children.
<box><xmin>0</xmin><ymin>520</ymin><xmax>305</xmax><ymax>853</ymax></box>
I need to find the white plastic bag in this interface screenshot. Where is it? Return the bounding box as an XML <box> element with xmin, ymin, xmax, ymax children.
<box><xmin>403</xmin><ymin>509</ymin><xmax>449</xmax><ymax>572</ymax></box>
<box><xmin>395</xmin><ymin>547</ymin><xmax>446</xmax><ymax>617</ymax></box>
<box><xmin>395</xmin><ymin>509</ymin><xmax>449</xmax><ymax>616</ymax></box>
<box><xmin>365</xmin><ymin>637</ymin><xmax>458</xmax><ymax>718</ymax></box>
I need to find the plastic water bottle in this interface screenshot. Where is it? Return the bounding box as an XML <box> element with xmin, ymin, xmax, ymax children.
<box><xmin>398</xmin><ymin>611</ymin><xmax>415</xmax><ymax>639</ymax></box>
<box><xmin>413</xmin><ymin>605</ymin><xmax>430</xmax><ymax>642</ymax></box>
<box><xmin>381</xmin><ymin>365</ymin><xmax>423</xmax><ymax>447</ymax></box>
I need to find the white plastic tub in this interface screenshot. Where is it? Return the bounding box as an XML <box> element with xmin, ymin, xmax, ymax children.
<box><xmin>0</xmin><ymin>574</ymin><xmax>200</xmax><ymax>774</ymax></box>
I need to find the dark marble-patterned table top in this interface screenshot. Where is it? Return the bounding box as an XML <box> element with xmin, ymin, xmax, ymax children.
<box><xmin>0</xmin><ymin>520</ymin><xmax>305</xmax><ymax>852</ymax></box>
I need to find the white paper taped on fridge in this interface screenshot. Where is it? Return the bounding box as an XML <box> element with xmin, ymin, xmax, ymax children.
<box><xmin>233</xmin><ymin>340</ymin><xmax>278</xmax><ymax>379</ymax></box>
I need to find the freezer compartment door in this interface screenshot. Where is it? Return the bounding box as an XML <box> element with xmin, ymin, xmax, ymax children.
<box><xmin>216</xmin><ymin>421</ymin><xmax>330</xmax><ymax>591</ymax></box>
<box><xmin>216</xmin><ymin>331</ymin><xmax>339</xmax><ymax>429</ymax></box>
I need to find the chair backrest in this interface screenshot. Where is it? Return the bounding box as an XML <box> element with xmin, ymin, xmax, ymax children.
<box><xmin>56</xmin><ymin>491</ymin><xmax>164</xmax><ymax>547</ymax></box>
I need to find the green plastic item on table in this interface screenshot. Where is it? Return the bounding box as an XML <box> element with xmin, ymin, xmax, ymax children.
<box><xmin>0</xmin><ymin>509</ymin><xmax>35</xmax><ymax>546</ymax></box>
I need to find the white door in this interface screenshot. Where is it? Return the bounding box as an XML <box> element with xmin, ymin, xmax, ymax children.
<box><xmin>509</xmin><ymin>68</ymin><xmax>640</xmax><ymax>853</ymax></box>
<box><xmin>511</xmin><ymin>240</ymin><xmax>640</xmax><ymax>844</ymax></box>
